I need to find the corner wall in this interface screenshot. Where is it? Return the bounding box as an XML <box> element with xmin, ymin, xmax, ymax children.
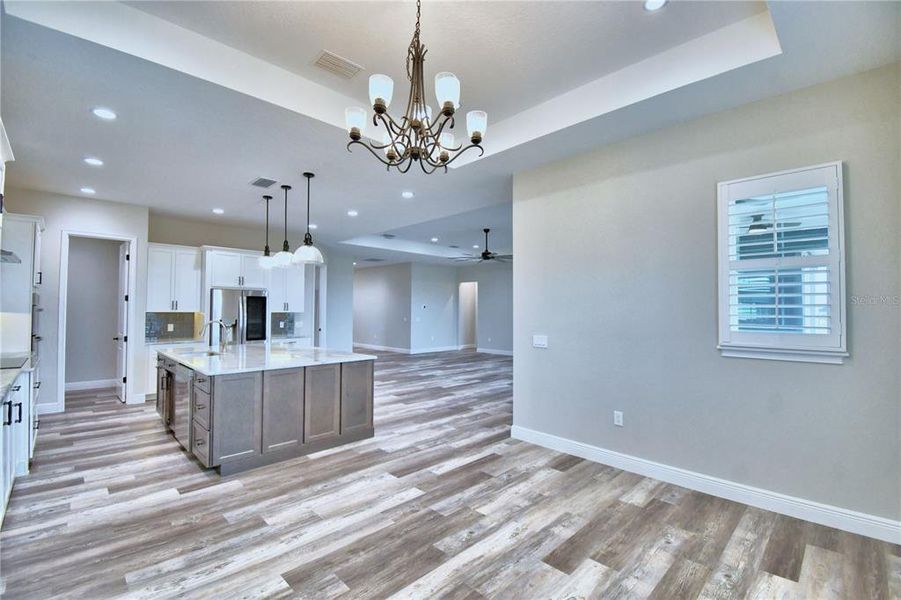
<box><xmin>353</xmin><ymin>263</ymin><xmax>412</xmax><ymax>352</ymax></box>
<box><xmin>512</xmin><ymin>64</ymin><xmax>901</xmax><ymax>534</ymax></box>
<box><xmin>4</xmin><ymin>188</ymin><xmax>150</xmax><ymax>413</ymax></box>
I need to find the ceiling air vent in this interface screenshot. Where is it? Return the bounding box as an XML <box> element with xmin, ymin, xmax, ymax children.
<box><xmin>314</xmin><ymin>50</ymin><xmax>363</xmax><ymax>79</ymax></box>
<box><xmin>381</xmin><ymin>234</ymin><xmax>396</xmax><ymax>239</ymax></box>
<box><xmin>362</xmin><ymin>258</ymin><xmax>385</xmax><ymax>263</ymax></box>
<box><xmin>250</xmin><ymin>177</ymin><xmax>277</xmax><ymax>188</ymax></box>
<box><xmin>449</xmin><ymin>245</ymin><xmax>460</xmax><ymax>249</ymax></box>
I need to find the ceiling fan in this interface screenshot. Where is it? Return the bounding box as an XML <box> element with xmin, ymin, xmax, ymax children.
<box><xmin>454</xmin><ymin>229</ymin><xmax>512</xmax><ymax>263</ymax></box>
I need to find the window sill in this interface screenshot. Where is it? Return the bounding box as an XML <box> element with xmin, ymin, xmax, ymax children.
<box><xmin>717</xmin><ymin>345</ymin><xmax>848</xmax><ymax>365</ymax></box>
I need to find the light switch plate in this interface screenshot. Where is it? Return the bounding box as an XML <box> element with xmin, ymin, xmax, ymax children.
<box><xmin>279</xmin><ymin>321</ymin><xmax>285</xmax><ymax>329</ymax></box>
<box><xmin>532</xmin><ymin>334</ymin><xmax>548</xmax><ymax>348</ymax></box>
<box><xmin>166</xmin><ymin>323</ymin><xmax>174</xmax><ymax>332</ymax></box>
<box><xmin>613</xmin><ymin>411</ymin><xmax>624</xmax><ymax>427</ymax></box>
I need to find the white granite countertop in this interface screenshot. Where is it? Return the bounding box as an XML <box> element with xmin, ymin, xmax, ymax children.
<box><xmin>157</xmin><ymin>342</ymin><xmax>377</xmax><ymax>376</ymax></box>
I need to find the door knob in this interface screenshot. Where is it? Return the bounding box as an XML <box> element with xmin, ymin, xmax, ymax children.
<box><xmin>113</xmin><ymin>336</ymin><xmax>120</xmax><ymax>341</ymax></box>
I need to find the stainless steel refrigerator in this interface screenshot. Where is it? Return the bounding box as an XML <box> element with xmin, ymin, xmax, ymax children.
<box><xmin>209</xmin><ymin>287</ymin><xmax>268</xmax><ymax>346</ymax></box>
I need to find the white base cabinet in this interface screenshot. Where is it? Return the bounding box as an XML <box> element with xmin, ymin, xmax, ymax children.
<box><xmin>1</xmin><ymin>369</ymin><xmax>35</xmax><ymax>525</ymax></box>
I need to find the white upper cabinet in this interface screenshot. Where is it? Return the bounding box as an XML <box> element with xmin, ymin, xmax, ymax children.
<box><xmin>240</xmin><ymin>254</ymin><xmax>267</xmax><ymax>289</ymax></box>
<box><xmin>268</xmin><ymin>268</ymin><xmax>287</xmax><ymax>312</ymax></box>
<box><xmin>286</xmin><ymin>267</ymin><xmax>305</xmax><ymax>313</ymax></box>
<box><xmin>147</xmin><ymin>246</ymin><xmax>175</xmax><ymax>312</ymax></box>
<box><xmin>267</xmin><ymin>267</ymin><xmax>305</xmax><ymax>313</ymax></box>
<box><xmin>207</xmin><ymin>251</ymin><xmax>243</xmax><ymax>288</ymax></box>
<box><xmin>205</xmin><ymin>248</ymin><xmax>269</xmax><ymax>289</ymax></box>
<box><xmin>146</xmin><ymin>244</ymin><xmax>201</xmax><ymax>312</ymax></box>
<box><xmin>173</xmin><ymin>249</ymin><xmax>201</xmax><ymax>312</ymax></box>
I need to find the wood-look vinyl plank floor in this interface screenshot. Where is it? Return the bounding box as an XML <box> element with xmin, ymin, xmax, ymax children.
<box><xmin>0</xmin><ymin>349</ymin><xmax>897</xmax><ymax>599</ymax></box>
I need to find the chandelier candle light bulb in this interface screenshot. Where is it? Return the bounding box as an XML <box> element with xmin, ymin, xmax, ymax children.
<box><xmin>345</xmin><ymin>0</ymin><xmax>486</xmax><ymax>174</ymax></box>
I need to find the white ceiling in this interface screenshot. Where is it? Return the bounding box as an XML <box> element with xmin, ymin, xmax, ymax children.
<box><xmin>2</xmin><ymin>1</ymin><xmax>899</xmax><ymax>263</ymax></box>
<box><xmin>125</xmin><ymin>0</ymin><xmax>766</xmax><ymax>122</ymax></box>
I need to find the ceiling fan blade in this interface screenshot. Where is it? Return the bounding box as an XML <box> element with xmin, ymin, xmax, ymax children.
<box><xmin>494</xmin><ymin>254</ymin><xmax>513</xmax><ymax>259</ymax></box>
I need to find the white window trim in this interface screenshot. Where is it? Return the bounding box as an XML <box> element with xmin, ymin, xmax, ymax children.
<box><xmin>716</xmin><ymin>161</ymin><xmax>848</xmax><ymax>365</ymax></box>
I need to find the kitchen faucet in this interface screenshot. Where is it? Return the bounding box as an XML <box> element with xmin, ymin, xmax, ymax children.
<box><xmin>200</xmin><ymin>319</ymin><xmax>235</xmax><ymax>353</ymax></box>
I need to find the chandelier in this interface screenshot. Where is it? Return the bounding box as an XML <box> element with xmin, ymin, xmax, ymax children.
<box><xmin>344</xmin><ymin>0</ymin><xmax>487</xmax><ymax>174</ymax></box>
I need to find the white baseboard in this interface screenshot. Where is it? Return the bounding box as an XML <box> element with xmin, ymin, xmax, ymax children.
<box><xmin>511</xmin><ymin>425</ymin><xmax>901</xmax><ymax>544</ymax></box>
<box><xmin>65</xmin><ymin>379</ymin><xmax>118</xmax><ymax>391</ymax></box>
<box><xmin>353</xmin><ymin>342</ymin><xmax>411</xmax><ymax>354</ymax></box>
<box><xmin>459</xmin><ymin>344</ymin><xmax>476</xmax><ymax>350</ymax></box>
<box><xmin>410</xmin><ymin>345</ymin><xmax>462</xmax><ymax>355</ymax></box>
<box><xmin>477</xmin><ymin>347</ymin><xmax>513</xmax><ymax>356</ymax></box>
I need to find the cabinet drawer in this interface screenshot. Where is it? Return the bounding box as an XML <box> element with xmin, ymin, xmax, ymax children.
<box><xmin>192</xmin><ymin>420</ymin><xmax>212</xmax><ymax>467</ymax></box>
<box><xmin>193</xmin><ymin>387</ymin><xmax>211</xmax><ymax>429</ymax></box>
<box><xmin>194</xmin><ymin>373</ymin><xmax>211</xmax><ymax>393</ymax></box>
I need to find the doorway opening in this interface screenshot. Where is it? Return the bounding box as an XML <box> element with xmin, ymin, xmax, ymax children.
<box><xmin>58</xmin><ymin>232</ymin><xmax>136</xmax><ymax>411</ymax></box>
<box><xmin>458</xmin><ymin>281</ymin><xmax>478</xmax><ymax>351</ymax></box>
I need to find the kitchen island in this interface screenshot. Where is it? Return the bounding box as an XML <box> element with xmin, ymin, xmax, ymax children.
<box><xmin>156</xmin><ymin>343</ymin><xmax>376</xmax><ymax>475</ymax></box>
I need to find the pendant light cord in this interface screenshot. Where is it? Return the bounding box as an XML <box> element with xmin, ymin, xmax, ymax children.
<box><xmin>282</xmin><ymin>185</ymin><xmax>290</xmax><ymax>252</ymax></box>
<box><xmin>263</xmin><ymin>195</ymin><xmax>271</xmax><ymax>255</ymax></box>
<box><xmin>303</xmin><ymin>172</ymin><xmax>314</xmax><ymax>246</ymax></box>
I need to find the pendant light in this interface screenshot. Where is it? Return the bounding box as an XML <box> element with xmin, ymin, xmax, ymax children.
<box><xmin>272</xmin><ymin>184</ymin><xmax>294</xmax><ymax>267</ymax></box>
<box><xmin>293</xmin><ymin>172</ymin><xmax>325</xmax><ymax>265</ymax></box>
<box><xmin>257</xmin><ymin>195</ymin><xmax>277</xmax><ymax>270</ymax></box>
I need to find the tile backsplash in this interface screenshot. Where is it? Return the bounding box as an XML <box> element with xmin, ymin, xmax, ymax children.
<box><xmin>145</xmin><ymin>312</ymin><xmax>204</xmax><ymax>343</ymax></box>
<box><xmin>271</xmin><ymin>312</ymin><xmax>308</xmax><ymax>340</ymax></box>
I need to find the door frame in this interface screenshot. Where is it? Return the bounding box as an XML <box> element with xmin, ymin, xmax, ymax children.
<box><xmin>57</xmin><ymin>231</ymin><xmax>138</xmax><ymax>411</ymax></box>
<box><xmin>457</xmin><ymin>281</ymin><xmax>478</xmax><ymax>350</ymax></box>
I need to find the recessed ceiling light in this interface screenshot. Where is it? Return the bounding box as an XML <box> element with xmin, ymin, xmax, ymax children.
<box><xmin>80</xmin><ymin>187</ymin><xmax>96</xmax><ymax>195</ymax></box>
<box><xmin>401</xmin><ymin>191</ymin><xmax>415</xmax><ymax>199</ymax></box>
<box><xmin>83</xmin><ymin>156</ymin><xmax>104</xmax><ymax>167</ymax></box>
<box><xmin>472</xmin><ymin>244</ymin><xmax>480</xmax><ymax>249</ymax></box>
<box><xmin>91</xmin><ymin>107</ymin><xmax>117</xmax><ymax>120</ymax></box>
<box><xmin>352</xmin><ymin>262</ymin><xmax>357</xmax><ymax>266</ymax></box>
<box><xmin>430</xmin><ymin>237</ymin><xmax>439</xmax><ymax>243</ymax></box>
<box><xmin>212</xmin><ymin>208</ymin><xmax>225</xmax><ymax>215</ymax></box>
<box><xmin>347</xmin><ymin>210</ymin><xmax>358</xmax><ymax>217</ymax></box>
<box><xmin>644</xmin><ymin>0</ymin><xmax>667</xmax><ymax>11</ymax></box>
<box><xmin>309</xmin><ymin>223</ymin><xmax>318</xmax><ymax>230</ymax></box>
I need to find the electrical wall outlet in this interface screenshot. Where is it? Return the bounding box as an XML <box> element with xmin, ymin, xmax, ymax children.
<box><xmin>532</xmin><ymin>334</ymin><xmax>548</xmax><ymax>348</ymax></box>
<box><xmin>279</xmin><ymin>321</ymin><xmax>285</xmax><ymax>329</ymax></box>
<box><xmin>613</xmin><ymin>411</ymin><xmax>624</xmax><ymax>427</ymax></box>
<box><xmin>166</xmin><ymin>323</ymin><xmax>174</xmax><ymax>332</ymax></box>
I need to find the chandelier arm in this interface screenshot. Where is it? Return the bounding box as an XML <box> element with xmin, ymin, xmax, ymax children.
<box><xmin>346</xmin><ymin>140</ymin><xmax>400</xmax><ymax>168</ymax></box>
<box><xmin>439</xmin><ymin>144</ymin><xmax>486</xmax><ymax>169</ymax></box>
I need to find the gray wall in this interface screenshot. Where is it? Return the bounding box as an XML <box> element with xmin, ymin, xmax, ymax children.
<box><xmin>410</xmin><ymin>264</ymin><xmax>458</xmax><ymax>352</ymax></box>
<box><xmin>353</xmin><ymin>263</ymin><xmax>412</xmax><ymax>351</ymax></box>
<box><xmin>458</xmin><ymin>263</ymin><xmax>513</xmax><ymax>353</ymax></box>
<box><xmin>324</xmin><ymin>254</ymin><xmax>354</xmax><ymax>352</ymax></box>
<box><xmin>65</xmin><ymin>237</ymin><xmax>120</xmax><ymax>383</ymax></box>
<box><xmin>4</xmin><ymin>189</ymin><xmax>150</xmax><ymax>412</ymax></box>
<box><xmin>512</xmin><ymin>64</ymin><xmax>900</xmax><ymax>520</ymax></box>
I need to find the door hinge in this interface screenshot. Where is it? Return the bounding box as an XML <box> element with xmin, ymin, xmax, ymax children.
<box><xmin>122</xmin><ymin>376</ymin><xmax>127</xmax><ymax>383</ymax></box>
<box><xmin>125</xmin><ymin>253</ymin><xmax>130</xmax><ymax>261</ymax></box>
<box><xmin>124</xmin><ymin>294</ymin><xmax>129</xmax><ymax>302</ymax></box>
<box><xmin>123</xmin><ymin>335</ymin><xmax>128</xmax><ymax>343</ymax></box>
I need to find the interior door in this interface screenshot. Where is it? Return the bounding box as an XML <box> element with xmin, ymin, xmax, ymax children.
<box><xmin>115</xmin><ymin>242</ymin><xmax>129</xmax><ymax>403</ymax></box>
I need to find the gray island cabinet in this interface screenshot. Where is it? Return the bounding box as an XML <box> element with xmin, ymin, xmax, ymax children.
<box><xmin>156</xmin><ymin>344</ymin><xmax>376</xmax><ymax>475</ymax></box>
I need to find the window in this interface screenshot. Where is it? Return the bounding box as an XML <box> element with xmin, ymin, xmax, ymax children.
<box><xmin>717</xmin><ymin>162</ymin><xmax>847</xmax><ymax>364</ymax></box>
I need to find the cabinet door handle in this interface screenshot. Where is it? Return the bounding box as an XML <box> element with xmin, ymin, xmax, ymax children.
<box><xmin>34</xmin><ymin>419</ymin><xmax>40</xmax><ymax>430</ymax></box>
<box><xmin>194</xmin><ymin>404</ymin><xmax>206</xmax><ymax>410</ymax></box>
<box><xmin>195</xmin><ymin>439</ymin><xmax>205</xmax><ymax>447</ymax></box>
<box><xmin>3</xmin><ymin>401</ymin><xmax>11</xmax><ymax>426</ymax></box>
<box><xmin>34</xmin><ymin>381</ymin><xmax>41</xmax><ymax>389</ymax></box>
<box><xmin>175</xmin><ymin>300</ymin><xmax>178</xmax><ymax>310</ymax></box>
<box><xmin>11</xmin><ymin>385</ymin><xmax>21</xmax><ymax>392</ymax></box>
<box><xmin>14</xmin><ymin>403</ymin><xmax>22</xmax><ymax>424</ymax></box>
<box><xmin>37</xmin><ymin>271</ymin><xmax>43</xmax><ymax>285</ymax></box>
